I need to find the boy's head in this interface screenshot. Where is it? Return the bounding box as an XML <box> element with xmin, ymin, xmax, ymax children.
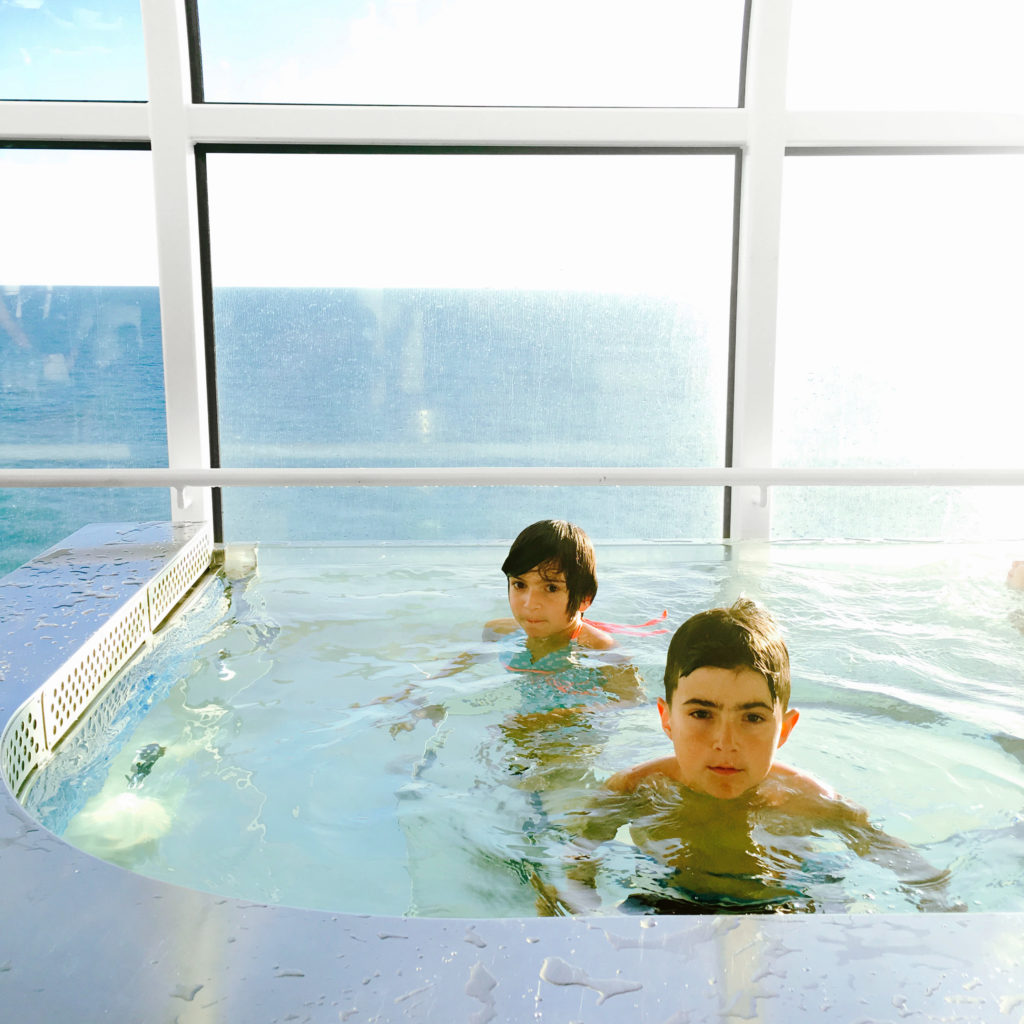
<box><xmin>663</xmin><ymin>598</ymin><xmax>791</xmax><ymax>709</ymax></box>
<box><xmin>658</xmin><ymin>599</ymin><xmax>798</xmax><ymax>800</ymax></box>
<box><xmin>501</xmin><ymin>520</ymin><xmax>598</xmax><ymax>617</ymax></box>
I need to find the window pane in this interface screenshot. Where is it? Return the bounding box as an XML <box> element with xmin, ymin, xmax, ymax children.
<box><xmin>0</xmin><ymin>149</ymin><xmax>167</xmax><ymax>574</ymax></box>
<box><xmin>197</xmin><ymin>0</ymin><xmax>745</xmax><ymax>107</ymax></box>
<box><xmin>788</xmin><ymin>0</ymin><xmax>1024</xmax><ymax>112</ymax></box>
<box><xmin>221</xmin><ymin>486</ymin><xmax>725</xmax><ymax>544</ymax></box>
<box><xmin>0</xmin><ymin>1</ymin><xmax>147</xmax><ymax>101</ymax></box>
<box><xmin>773</xmin><ymin>154</ymin><xmax>1024</xmax><ymax>539</ymax></box>
<box><xmin>208</xmin><ymin>151</ymin><xmax>735</xmax><ymax>543</ymax></box>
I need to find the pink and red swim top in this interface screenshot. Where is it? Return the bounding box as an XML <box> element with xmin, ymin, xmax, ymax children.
<box><xmin>578</xmin><ymin>610</ymin><xmax>669</xmax><ymax>637</ymax></box>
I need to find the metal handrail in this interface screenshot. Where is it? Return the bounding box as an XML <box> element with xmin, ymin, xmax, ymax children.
<box><xmin>2</xmin><ymin>467</ymin><xmax>1024</xmax><ymax>488</ymax></box>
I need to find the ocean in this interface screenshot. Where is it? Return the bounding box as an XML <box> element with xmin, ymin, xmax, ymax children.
<box><xmin>1</xmin><ymin>284</ymin><xmax>726</xmax><ymax>576</ymax></box>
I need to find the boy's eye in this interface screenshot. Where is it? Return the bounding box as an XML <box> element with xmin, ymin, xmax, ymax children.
<box><xmin>688</xmin><ymin>709</ymin><xmax>712</xmax><ymax>720</ymax></box>
<box><xmin>743</xmin><ymin>713</ymin><xmax>766</xmax><ymax>724</ymax></box>
<box><xmin>545</xmin><ymin>583</ymin><xmax>562</xmax><ymax>593</ymax></box>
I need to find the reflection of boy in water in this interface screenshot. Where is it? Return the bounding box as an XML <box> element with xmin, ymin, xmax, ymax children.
<box><xmin>538</xmin><ymin>599</ymin><xmax>956</xmax><ymax>915</ymax></box>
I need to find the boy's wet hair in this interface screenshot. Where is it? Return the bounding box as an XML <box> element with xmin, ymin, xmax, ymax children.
<box><xmin>501</xmin><ymin>519</ymin><xmax>598</xmax><ymax>616</ymax></box>
<box><xmin>664</xmin><ymin>598</ymin><xmax>791</xmax><ymax>709</ymax></box>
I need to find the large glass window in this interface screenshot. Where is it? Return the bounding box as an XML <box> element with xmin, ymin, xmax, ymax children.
<box><xmin>788</xmin><ymin>0</ymin><xmax>1024</xmax><ymax>112</ymax></box>
<box><xmin>206</xmin><ymin>149</ymin><xmax>735</xmax><ymax>542</ymax></box>
<box><xmin>197</xmin><ymin>0</ymin><xmax>747</xmax><ymax>107</ymax></box>
<box><xmin>0</xmin><ymin>0</ymin><xmax>147</xmax><ymax>102</ymax></box>
<box><xmin>773</xmin><ymin>153</ymin><xmax>1024</xmax><ymax>539</ymax></box>
<box><xmin>0</xmin><ymin>148</ymin><xmax>168</xmax><ymax>574</ymax></box>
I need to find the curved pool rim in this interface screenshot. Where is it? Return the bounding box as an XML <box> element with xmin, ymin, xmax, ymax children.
<box><xmin>1</xmin><ymin>523</ymin><xmax>1022</xmax><ymax>1022</ymax></box>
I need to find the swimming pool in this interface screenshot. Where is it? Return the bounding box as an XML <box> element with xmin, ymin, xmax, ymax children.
<box><xmin>20</xmin><ymin>537</ymin><xmax>1024</xmax><ymax>919</ymax></box>
<box><xmin>4</xmin><ymin>526</ymin><xmax>1024</xmax><ymax>1021</ymax></box>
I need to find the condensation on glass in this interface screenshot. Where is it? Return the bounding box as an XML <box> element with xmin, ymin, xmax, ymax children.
<box><xmin>772</xmin><ymin>153</ymin><xmax>1024</xmax><ymax>539</ymax></box>
<box><xmin>0</xmin><ymin>148</ymin><xmax>168</xmax><ymax>574</ymax></box>
<box><xmin>0</xmin><ymin>0</ymin><xmax>147</xmax><ymax>102</ymax></box>
<box><xmin>196</xmin><ymin>0</ymin><xmax>747</xmax><ymax>107</ymax></box>
<box><xmin>204</xmin><ymin>150</ymin><xmax>736</xmax><ymax>542</ymax></box>
<box><xmin>788</xmin><ymin>0</ymin><xmax>1024</xmax><ymax>112</ymax></box>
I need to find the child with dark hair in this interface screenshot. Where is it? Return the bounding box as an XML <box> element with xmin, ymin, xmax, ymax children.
<box><xmin>376</xmin><ymin>520</ymin><xmax>661</xmax><ymax>733</ymax></box>
<box><xmin>537</xmin><ymin>598</ymin><xmax>955</xmax><ymax>915</ymax></box>
<box><xmin>487</xmin><ymin>518</ymin><xmax>667</xmax><ymax>652</ymax></box>
<box><xmin>485</xmin><ymin>519</ymin><xmax>614</xmax><ymax>653</ymax></box>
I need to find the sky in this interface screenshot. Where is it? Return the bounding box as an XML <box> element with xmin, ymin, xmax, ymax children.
<box><xmin>197</xmin><ymin>0</ymin><xmax>745</xmax><ymax>106</ymax></box>
<box><xmin>203</xmin><ymin>151</ymin><xmax>735</xmax><ymax>299</ymax></box>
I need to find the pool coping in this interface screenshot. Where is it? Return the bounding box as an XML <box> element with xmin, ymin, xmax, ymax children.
<box><xmin>1</xmin><ymin>524</ymin><xmax>1022</xmax><ymax>1022</ymax></box>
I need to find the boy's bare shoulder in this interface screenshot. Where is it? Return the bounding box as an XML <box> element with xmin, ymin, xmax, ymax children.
<box><xmin>606</xmin><ymin>756</ymin><xmax>679</xmax><ymax>794</ymax></box>
<box><xmin>764</xmin><ymin>763</ymin><xmax>868</xmax><ymax>823</ymax></box>
<box><xmin>578</xmin><ymin>621</ymin><xmax>615</xmax><ymax>650</ymax></box>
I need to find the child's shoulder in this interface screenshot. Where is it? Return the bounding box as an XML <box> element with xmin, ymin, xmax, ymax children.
<box><xmin>605</xmin><ymin>756</ymin><xmax>678</xmax><ymax>794</ymax></box>
<box><xmin>577</xmin><ymin>620</ymin><xmax>615</xmax><ymax>650</ymax></box>
<box><xmin>762</xmin><ymin>763</ymin><xmax>868</xmax><ymax>823</ymax></box>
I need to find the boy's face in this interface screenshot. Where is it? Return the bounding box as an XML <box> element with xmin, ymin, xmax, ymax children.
<box><xmin>506</xmin><ymin>561</ymin><xmax>591</xmax><ymax>640</ymax></box>
<box><xmin>657</xmin><ymin>666</ymin><xmax>799</xmax><ymax>800</ymax></box>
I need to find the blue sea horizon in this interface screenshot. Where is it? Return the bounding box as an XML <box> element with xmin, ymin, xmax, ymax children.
<box><xmin>1</xmin><ymin>284</ymin><xmax>724</xmax><ymax>575</ymax></box>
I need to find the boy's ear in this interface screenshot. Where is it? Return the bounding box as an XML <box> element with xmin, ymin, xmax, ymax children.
<box><xmin>657</xmin><ymin>697</ymin><xmax>672</xmax><ymax>737</ymax></box>
<box><xmin>578</xmin><ymin>595</ymin><xmax>592</xmax><ymax>614</ymax></box>
<box><xmin>777</xmin><ymin>707</ymin><xmax>800</xmax><ymax>747</ymax></box>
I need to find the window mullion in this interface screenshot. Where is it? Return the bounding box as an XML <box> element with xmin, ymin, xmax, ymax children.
<box><xmin>730</xmin><ymin>0</ymin><xmax>792</xmax><ymax>540</ymax></box>
<box><xmin>141</xmin><ymin>0</ymin><xmax>212</xmax><ymax>525</ymax></box>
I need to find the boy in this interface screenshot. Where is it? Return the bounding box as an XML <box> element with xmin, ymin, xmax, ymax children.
<box><xmin>485</xmin><ymin>519</ymin><xmax>616</xmax><ymax>654</ymax></box>
<box><xmin>539</xmin><ymin>598</ymin><xmax>954</xmax><ymax>914</ymax></box>
<box><xmin>380</xmin><ymin>520</ymin><xmax>647</xmax><ymax>733</ymax></box>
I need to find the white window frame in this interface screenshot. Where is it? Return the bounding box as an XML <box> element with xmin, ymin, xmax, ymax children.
<box><xmin>2</xmin><ymin>0</ymin><xmax>1023</xmax><ymax>540</ymax></box>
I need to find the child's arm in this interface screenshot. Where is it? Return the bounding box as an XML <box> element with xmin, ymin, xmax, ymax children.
<box><xmin>533</xmin><ymin>788</ymin><xmax>638</xmax><ymax>916</ymax></box>
<box><xmin>531</xmin><ymin>836</ymin><xmax>606</xmax><ymax>916</ymax></box>
<box><xmin>827</xmin><ymin>801</ymin><xmax>962</xmax><ymax>911</ymax></box>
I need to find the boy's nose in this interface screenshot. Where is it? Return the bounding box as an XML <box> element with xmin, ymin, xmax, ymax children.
<box><xmin>713</xmin><ymin>721</ymin><xmax>737</xmax><ymax>749</ymax></box>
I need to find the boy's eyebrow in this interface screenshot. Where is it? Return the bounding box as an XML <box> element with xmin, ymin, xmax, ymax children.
<box><xmin>682</xmin><ymin>698</ymin><xmax>774</xmax><ymax>711</ymax></box>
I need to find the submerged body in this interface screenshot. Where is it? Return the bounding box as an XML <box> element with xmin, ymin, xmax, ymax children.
<box><xmin>579</xmin><ymin>761</ymin><xmax>870</xmax><ymax>908</ymax></box>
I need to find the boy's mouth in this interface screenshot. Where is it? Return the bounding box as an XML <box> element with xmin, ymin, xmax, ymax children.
<box><xmin>708</xmin><ymin>765</ymin><xmax>742</xmax><ymax>775</ymax></box>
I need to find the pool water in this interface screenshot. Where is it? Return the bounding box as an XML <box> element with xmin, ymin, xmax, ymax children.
<box><xmin>24</xmin><ymin>541</ymin><xmax>1024</xmax><ymax>917</ymax></box>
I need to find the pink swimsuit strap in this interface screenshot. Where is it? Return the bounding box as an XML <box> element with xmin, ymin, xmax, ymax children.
<box><xmin>582</xmin><ymin>610</ymin><xmax>670</xmax><ymax>636</ymax></box>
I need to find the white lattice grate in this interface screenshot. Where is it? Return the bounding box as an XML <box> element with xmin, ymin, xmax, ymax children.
<box><xmin>40</xmin><ymin>590</ymin><xmax>151</xmax><ymax>748</ymax></box>
<box><xmin>1</xmin><ymin>522</ymin><xmax>214</xmax><ymax>797</ymax></box>
<box><xmin>148</xmin><ymin>525</ymin><xmax>213</xmax><ymax>629</ymax></box>
<box><xmin>2</xmin><ymin>697</ymin><xmax>46</xmax><ymax>796</ymax></box>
